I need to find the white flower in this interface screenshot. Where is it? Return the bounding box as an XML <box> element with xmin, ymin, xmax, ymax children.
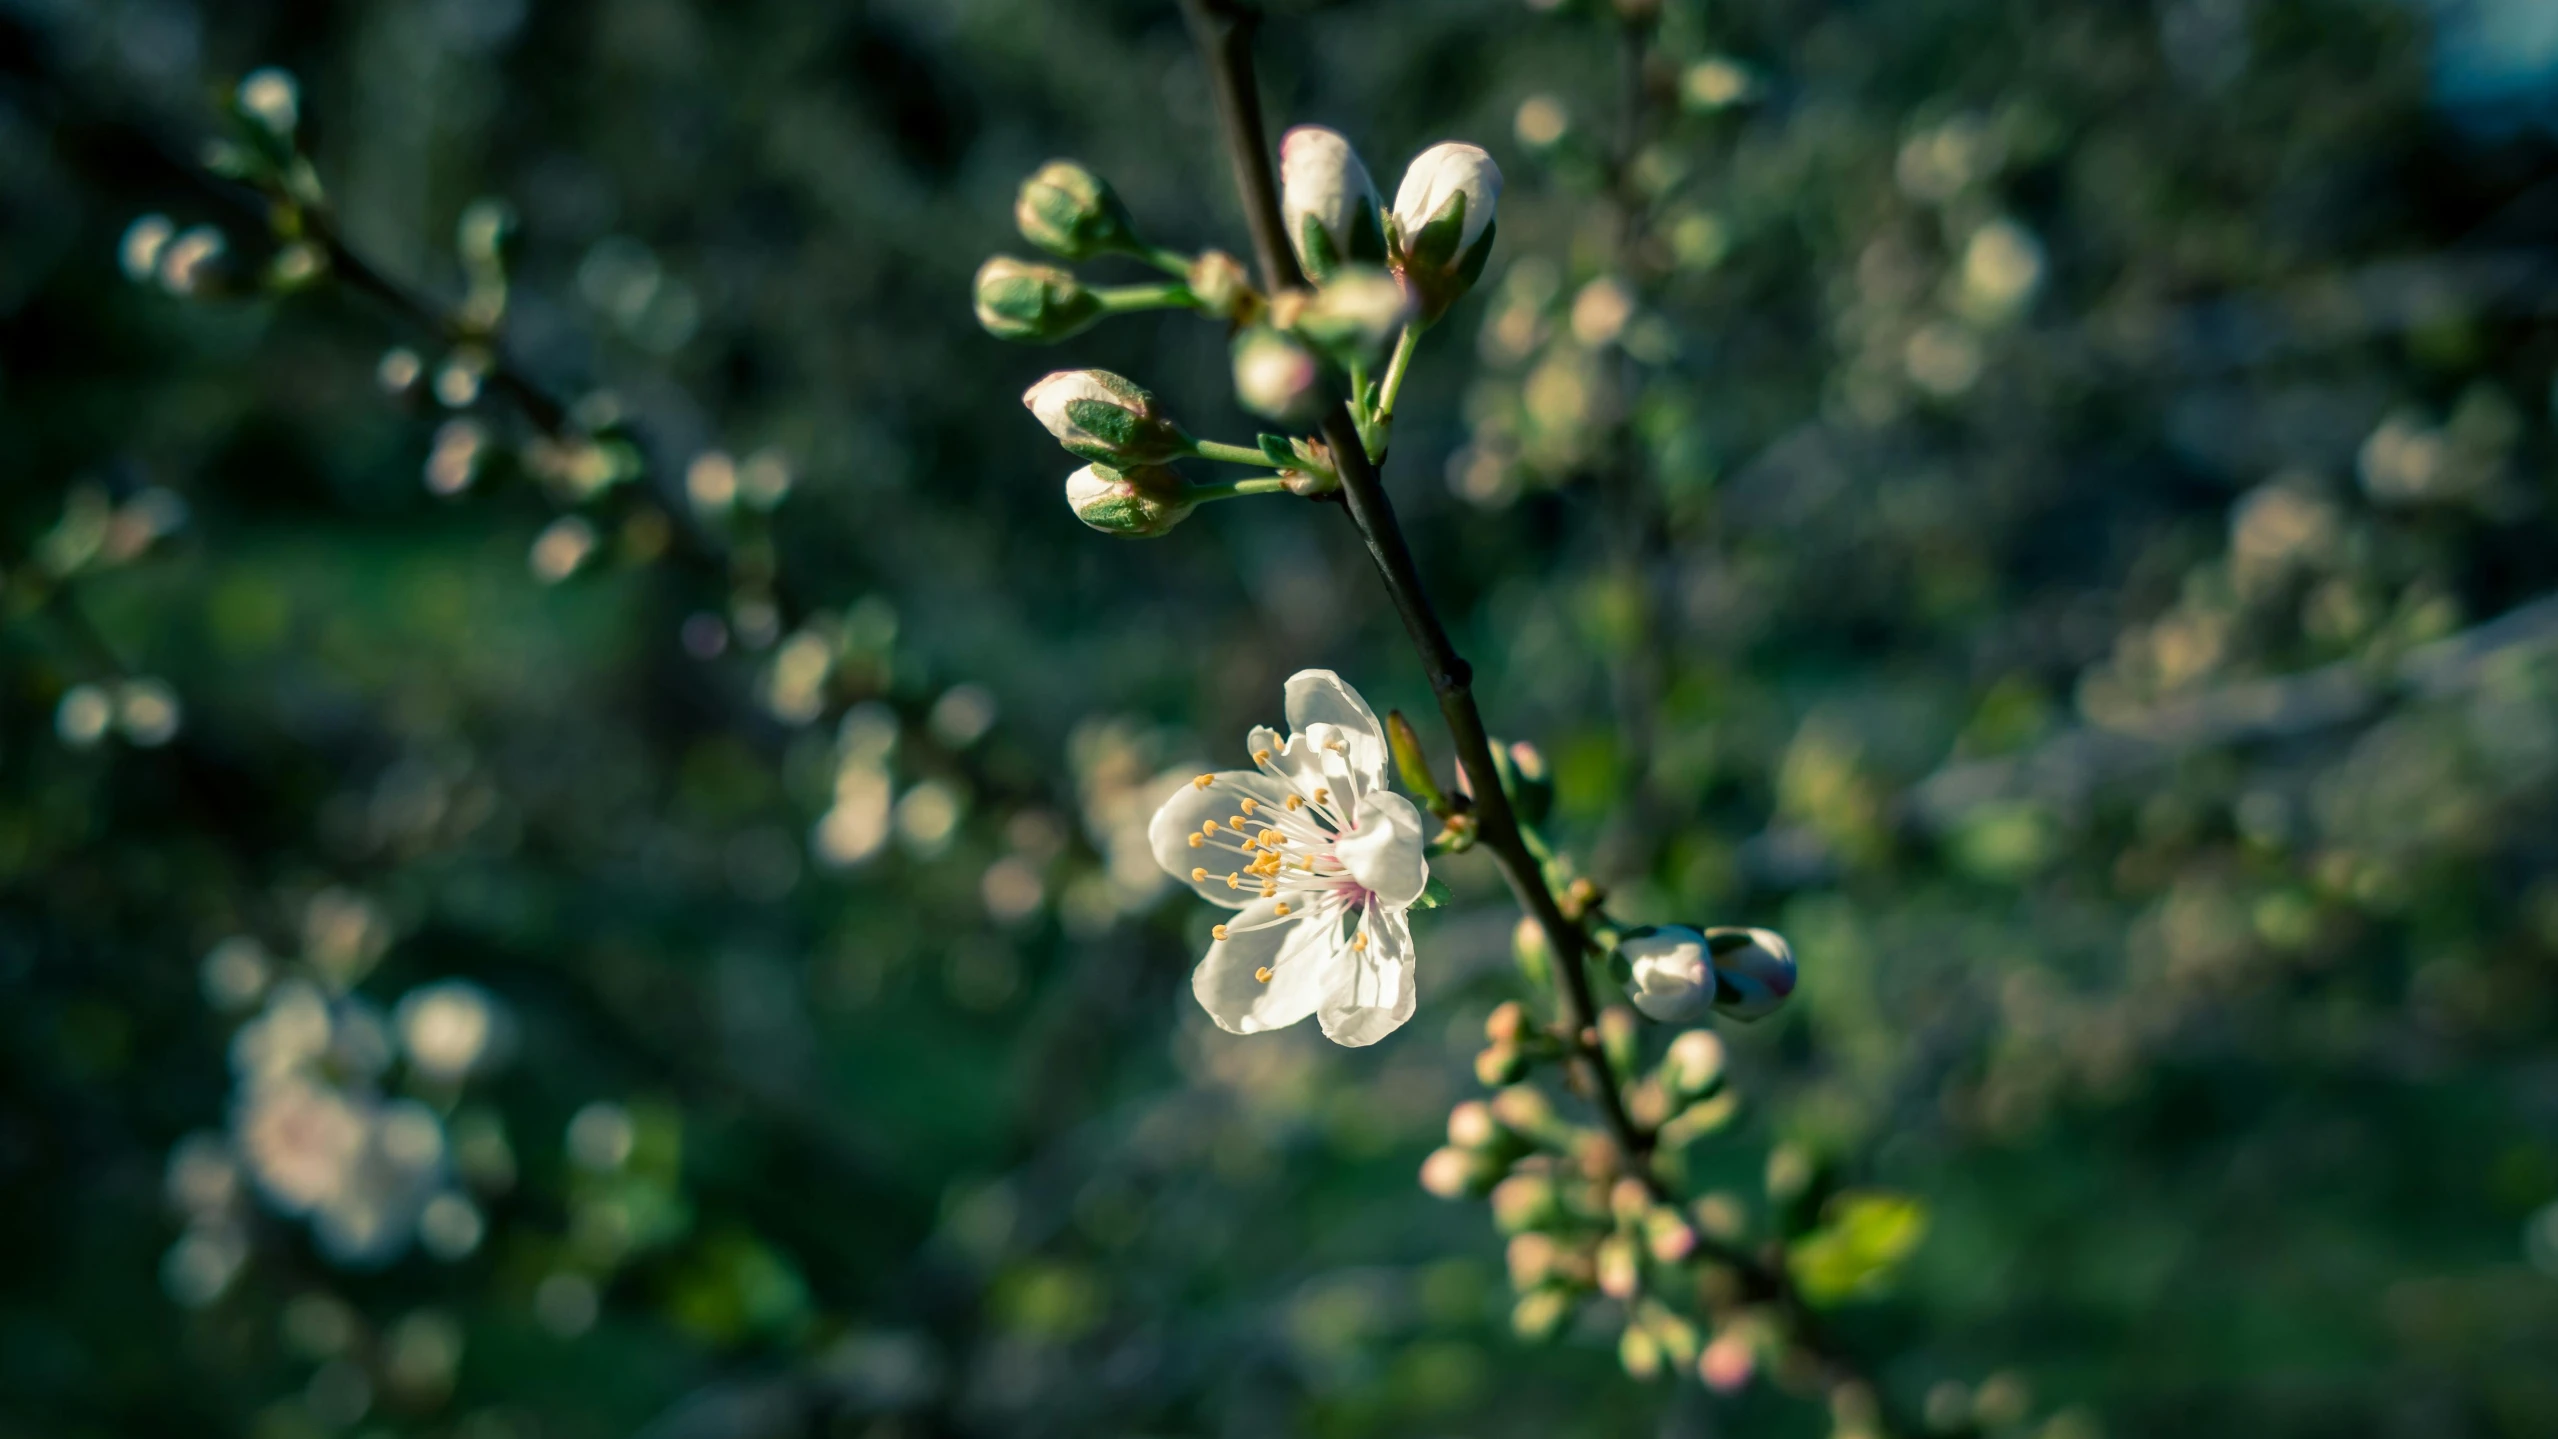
<box><xmin>1149</xmin><ymin>670</ymin><xmax>1430</xmax><ymax>1046</ymax></box>
<box><xmin>1390</xmin><ymin>142</ymin><xmax>1504</xmax><ymax>319</ymax></box>
<box><xmin>1280</xmin><ymin>126</ymin><xmax>1386</xmax><ymax>281</ymax></box>
<box><xmin>1622</xmin><ymin>925</ymin><xmax>1715</xmax><ymax>1021</ymax></box>
<box><xmin>395</xmin><ymin>979</ymin><xmax>510</xmax><ymax>1083</ymax></box>
<box><xmin>1022</xmin><ymin>369</ymin><xmax>1190</xmax><ymax>465</ymax></box>
<box><xmin>1706</xmin><ymin>926</ymin><xmax>1796</xmax><ymax>1020</ymax></box>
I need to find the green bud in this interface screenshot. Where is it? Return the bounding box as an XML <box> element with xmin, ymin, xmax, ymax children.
<box><xmin>1475</xmin><ymin>1040</ymin><xmax>1527</xmax><ymax>1087</ymax></box>
<box><xmin>1505</xmin><ymin>740</ymin><xmax>1553</xmax><ymax>825</ymax></box>
<box><xmin>1660</xmin><ymin>1028</ymin><xmax>1726</xmax><ymax>1101</ymax></box>
<box><xmin>1063</xmin><ymin>463</ymin><xmax>1192</xmax><ymax>538</ymax></box>
<box><xmin>1023</xmin><ymin>370</ymin><xmax>1192</xmax><ymax>465</ymax></box>
<box><xmin>1386</xmin><ymin>710</ymin><xmax>1451</xmax><ymax>815</ymax></box>
<box><xmin>1230</xmin><ymin>325</ymin><xmax>1325</xmax><ymax>424</ymax></box>
<box><xmin>1419</xmin><ymin>1144</ymin><xmax>1504</xmax><ymax>1199</ymax></box>
<box><xmin>1598</xmin><ymin>1005</ymin><xmax>1640</xmax><ymax>1078</ymax></box>
<box><xmin>1512</xmin><ymin>1286</ymin><xmax>1573</xmax><ymax>1342</ymax></box>
<box><xmin>1014</xmin><ymin>160</ymin><xmax>1139</xmax><ymax>261</ymax></box>
<box><xmin>1513</xmin><ymin>915</ymin><xmax>1553</xmax><ymax>992</ymax></box>
<box><xmin>1489</xmin><ymin>1171</ymin><xmax>1563</xmax><ymax>1233</ymax></box>
<box><xmin>974</xmin><ymin>255</ymin><xmax>1102</xmax><ymax>343</ymax></box>
<box><xmin>1276</xmin><ymin>266</ymin><xmax>1413</xmax><ymax>369</ymax></box>
<box><xmin>1186</xmin><ymin>249</ymin><xmax>1259</xmax><ymax>324</ymax></box>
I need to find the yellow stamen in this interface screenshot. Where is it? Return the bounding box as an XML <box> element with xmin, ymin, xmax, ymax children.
<box><xmin>1188</xmin><ymin>834</ymin><xmax>1203</xmax><ymax>849</ymax></box>
<box><xmin>1273</xmin><ymin>902</ymin><xmax>1291</xmax><ymax>917</ymax></box>
<box><xmin>1230</xmin><ymin>815</ymin><xmax>1249</xmax><ymax>831</ymax></box>
<box><xmin>1192</xmin><ymin>867</ymin><xmax>1208</xmax><ymax>882</ymax></box>
<box><xmin>1260</xmin><ymin>882</ymin><xmax>1277</xmax><ymax>898</ymax></box>
<box><xmin>1225</xmin><ymin>874</ymin><xmax>1240</xmax><ymax>890</ymax></box>
<box><xmin>1201</xmin><ymin>819</ymin><xmax>1219</xmax><ymax>833</ymax></box>
<box><xmin>1240</xmin><ymin>797</ymin><xmax>1259</xmax><ymax>815</ymax></box>
<box><xmin>1284</xmin><ymin>795</ymin><xmax>1303</xmax><ymax>811</ymax></box>
<box><xmin>1193</xmin><ymin>774</ymin><xmax>1215</xmax><ymax>789</ymax></box>
<box><xmin>1254</xmin><ymin>966</ymin><xmax>1273</xmax><ymax>983</ymax></box>
<box><xmin>1213</xmin><ymin>924</ymin><xmax>1230</xmax><ymax>941</ymax></box>
<box><xmin>1314</xmin><ymin>787</ymin><xmax>1329</xmax><ymax>805</ymax></box>
<box><xmin>1253</xmin><ymin>748</ymin><xmax>1272</xmax><ymax>764</ymax></box>
<box><xmin>1352</xmin><ymin>931</ymin><xmax>1369</xmax><ymax>952</ymax></box>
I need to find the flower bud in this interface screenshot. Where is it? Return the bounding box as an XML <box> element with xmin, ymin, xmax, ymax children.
<box><xmin>1230</xmin><ymin>326</ymin><xmax>1325</xmax><ymax>423</ymax></box>
<box><xmin>1489</xmin><ymin>1171</ymin><xmax>1562</xmax><ymax>1233</ymax></box>
<box><xmin>1513</xmin><ymin>914</ymin><xmax>1552</xmax><ymax>991</ymax></box>
<box><xmin>1643</xmin><ymin>1206</ymin><xmax>1698</xmax><ymax>1263</ymax></box>
<box><xmin>1419</xmin><ymin>1144</ymin><xmax>1501</xmax><ymax>1199</ymax></box>
<box><xmin>1281</xmin><ymin>266</ymin><xmax>1414</xmax><ymax>368</ymax></box>
<box><xmin>1475</xmin><ymin>1040</ymin><xmax>1526</xmax><ymax>1087</ymax></box>
<box><xmin>1022</xmin><ymin>370</ymin><xmax>1191</xmax><ymax>465</ymax></box>
<box><xmin>1484</xmin><ymin>999</ymin><xmax>1527</xmax><ymax>1045</ymax></box>
<box><xmin>1598</xmin><ymin>1004</ymin><xmax>1640</xmax><ymax>1076</ymax></box>
<box><xmin>1620</xmin><ymin>925</ymin><xmax>1714</xmax><ymax>1022</ymax></box>
<box><xmin>1390</xmin><ymin>142</ymin><xmax>1503</xmax><ymax>321</ymax></box>
<box><xmin>1276</xmin><ymin>436</ymin><xmax>1340</xmax><ymax>497</ymax></box>
<box><xmin>1609</xmin><ymin>1176</ymin><xmax>1651</xmax><ymax>1225</ymax></box>
<box><xmin>1700</xmin><ymin>1329</ymin><xmax>1757</xmax><ymax>1393</ymax></box>
<box><xmin>1661</xmin><ymin>1028</ymin><xmax>1726</xmax><ymax>1100</ymax></box>
<box><xmin>1187</xmin><ymin>250</ymin><xmax>1258</xmax><ymax>324</ymax></box>
<box><xmin>1014</xmin><ymin>160</ymin><xmax>1139</xmax><ymax>261</ymax></box>
<box><xmin>1640</xmin><ymin>1301</ymin><xmax>1701</xmax><ymax>1369</ymax></box>
<box><xmin>1512</xmin><ymin>1287</ymin><xmax>1573</xmax><ymax>1342</ymax></box>
<box><xmin>1447</xmin><ymin>1099</ymin><xmax>1499</xmax><ymax>1151</ymax></box>
<box><xmin>1064</xmin><ymin>463</ymin><xmax>1192</xmax><ymax>538</ymax></box>
<box><xmin>1279</xmin><ymin>125</ymin><xmax>1387</xmax><ymax>282</ymax></box>
<box><xmin>1619</xmin><ymin>1322</ymin><xmax>1663</xmax><ymax>1380</ymax></box>
<box><xmin>1706</xmin><ymin>927</ymin><xmax>1797</xmax><ymax>1020</ymax></box>
<box><xmin>1595</xmin><ymin>1233</ymin><xmax>1639</xmax><ymax>1300</ymax></box>
<box><xmin>1506</xmin><ymin>1232</ymin><xmax>1560</xmax><ymax>1290</ymax></box>
<box><xmin>975</xmin><ymin>256</ymin><xmax>1103</xmax><ymax>343</ymax></box>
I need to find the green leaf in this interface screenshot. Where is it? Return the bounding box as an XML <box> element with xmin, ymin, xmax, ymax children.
<box><xmin>1787</xmin><ymin>1191</ymin><xmax>1930</xmax><ymax>1305</ymax></box>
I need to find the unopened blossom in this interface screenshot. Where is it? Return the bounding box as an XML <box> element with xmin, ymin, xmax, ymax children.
<box><xmin>974</xmin><ymin>256</ymin><xmax>1102</xmax><ymax>342</ymax></box>
<box><xmin>1280</xmin><ymin>125</ymin><xmax>1387</xmax><ymax>281</ymax></box>
<box><xmin>1022</xmin><ymin>370</ymin><xmax>1192</xmax><ymax>465</ymax></box>
<box><xmin>1231</xmin><ymin>326</ymin><xmax>1324</xmax><ymax>423</ymax></box>
<box><xmin>1390</xmin><ymin>142</ymin><xmax>1503</xmax><ymax>319</ymax></box>
<box><xmin>1014</xmin><ymin>160</ymin><xmax>1139</xmax><ymax>261</ymax></box>
<box><xmin>1065</xmin><ymin>462</ymin><xmax>1192</xmax><ymax>538</ymax></box>
<box><xmin>1705</xmin><ymin>926</ymin><xmax>1796</xmax><ymax>1019</ymax></box>
<box><xmin>1149</xmin><ymin>670</ymin><xmax>1429</xmax><ymax>1046</ymax></box>
<box><xmin>1621</xmin><ymin>924</ymin><xmax>1715</xmax><ymax>1021</ymax></box>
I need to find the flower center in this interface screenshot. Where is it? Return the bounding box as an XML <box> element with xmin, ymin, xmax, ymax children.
<box><xmin>1186</xmin><ymin>760</ymin><xmax>1378</xmax><ymax>980</ymax></box>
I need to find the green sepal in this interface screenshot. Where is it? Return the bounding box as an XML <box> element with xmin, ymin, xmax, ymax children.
<box><xmin>1257</xmin><ymin>433</ymin><xmax>1296</xmax><ymax>467</ymax></box>
<box><xmin>1348</xmin><ymin>197</ymin><xmax>1388</xmax><ymax>266</ymax></box>
<box><xmin>1299</xmin><ymin>216</ymin><xmax>1341</xmax><ymax>282</ymax></box>
<box><xmin>1414</xmin><ymin>874</ymin><xmax>1453</xmax><ymax>911</ymax></box>
<box><xmin>1455</xmin><ymin>218</ymin><xmax>1498</xmax><ymax>291</ymax></box>
<box><xmin>1409</xmin><ymin>189</ymin><xmax>1468</xmax><ymax>272</ymax></box>
<box><xmin>1065</xmin><ymin>397</ymin><xmax>1141</xmax><ymax>448</ymax></box>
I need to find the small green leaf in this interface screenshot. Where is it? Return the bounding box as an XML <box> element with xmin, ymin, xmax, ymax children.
<box><xmin>1257</xmin><ymin>433</ymin><xmax>1296</xmax><ymax>466</ymax></box>
<box><xmin>1787</xmin><ymin>1191</ymin><xmax>1930</xmax><ymax>1306</ymax></box>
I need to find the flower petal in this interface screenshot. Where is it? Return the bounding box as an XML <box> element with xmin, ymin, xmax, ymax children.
<box><xmin>1194</xmin><ymin>897</ymin><xmax>1345</xmax><ymax>1035</ymax></box>
<box><xmin>1335</xmin><ymin>790</ymin><xmax>1428</xmax><ymax>908</ymax></box>
<box><xmin>1319</xmin><ymin>901</ymin><xmax>1417</xmax><ymax>1047</ymax></box>
<box><xmin>1284</xmin><ymin>669</ymin><xmax>1388</xmax><ymax>791</ymax></box>
<box><xmin>1148</xmin><ymin>770</ymin><xmax>1301</xmax><ymax>908</ymax></box>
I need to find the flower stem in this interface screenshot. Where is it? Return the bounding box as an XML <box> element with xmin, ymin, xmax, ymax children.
<box><xmin>1138</xmin><ymin>244</ymin><xmax>1195</xmax><ymax>279</ymax></box>
<box><xmin>1185</xmin><ymin>474</ymin><xmax>1292</xmax><ymax>502</ymax></box>
<box><xmin>1188</xmin><ymin>438</ymin><xmax>1275</xmax><ymax>467</ymax></box>
<box><xmin>1374</xmin><ymin>321</ymin><xmax>1422</xmax><ymax>431</ymax></box>
<box><xmin>1178</xmin><ymin>2</ymin><xmax>1904</xmax><ymax>1429</ymax></box>
<box><xmin>1093</xmin><ymin>281</ymin><xmax>1195</xmax><ymax>314</ymax></box>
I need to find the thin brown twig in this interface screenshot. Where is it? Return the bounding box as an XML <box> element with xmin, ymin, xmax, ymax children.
<box><xmin>1177</xmin><ymin>2</ymin><xmax>1903</xmax><ymax>1426</ymax></box>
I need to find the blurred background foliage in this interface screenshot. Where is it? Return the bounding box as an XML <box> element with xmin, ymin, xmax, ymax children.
<box><xmin>5</xmin><ymin>0</ymin><xmax>2558</xmax><ymax>1435</ymax></box>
